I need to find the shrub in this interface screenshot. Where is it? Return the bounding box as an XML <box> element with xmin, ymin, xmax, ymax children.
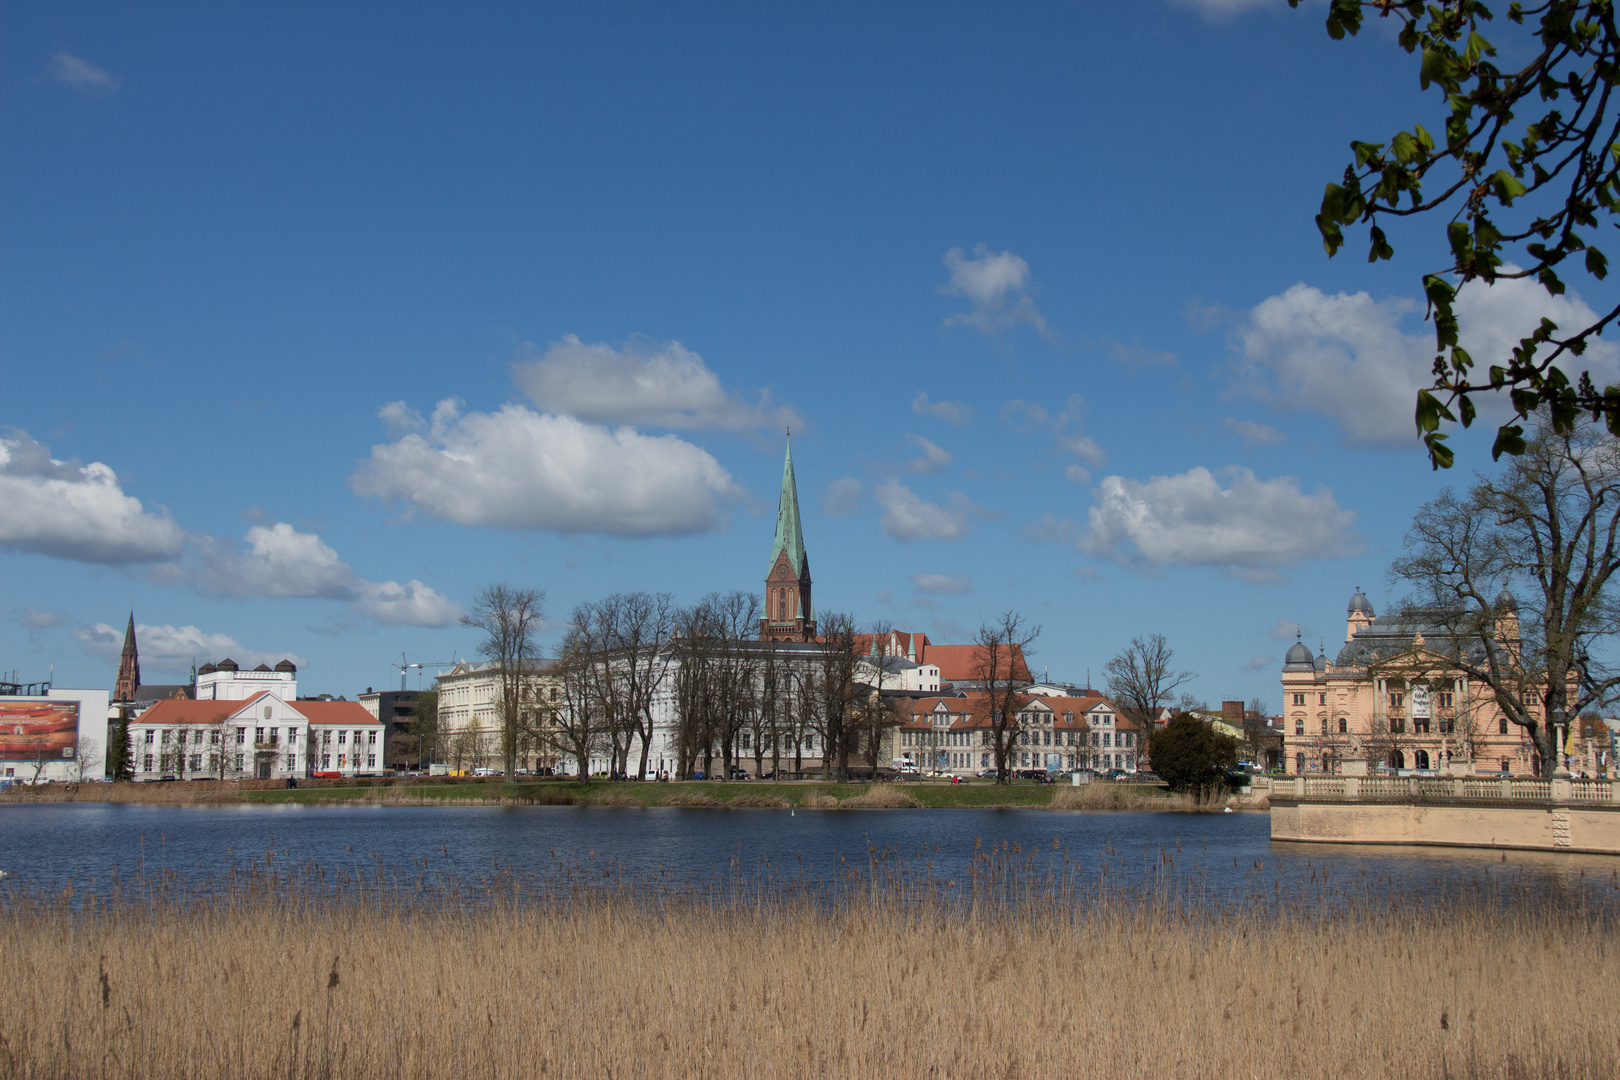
<box><xmin>1147</xmin><ymin>714</ymin><xmax>1238</xmax><ymax>792</ymax></box>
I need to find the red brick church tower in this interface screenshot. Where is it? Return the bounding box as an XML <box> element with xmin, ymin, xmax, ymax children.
<box><xmin>114</xmin><ymin>612</ymin><xmax>140</xmax><ymax>703</ymax></box>
<box><xmin>760</xmin><ymin>437</ymin><xmax>816</xmax><ymax>642</ymax></box>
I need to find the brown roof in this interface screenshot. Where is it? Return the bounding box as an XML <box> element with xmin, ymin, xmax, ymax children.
<box><xmin>135</xmin><ymin>695</ymin><xmax>382</xmax><ymax>726</ymax></box>
<box><xmin>924</xmin><ymin>644</ymin><xmax>1033</xmax><ymax>683</ymax></box>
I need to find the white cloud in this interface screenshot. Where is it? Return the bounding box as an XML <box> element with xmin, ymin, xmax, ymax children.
<box><xmin>353</xmin><ymin>579</ymin><xmax>465</xmax><ymax>627</ymax></box>
<box><xmin>1108</xmin><ymin>339</ymin><xmax>1177</xmax><ymax>370</ymax></box>
<box><xmin>1270</xmin><ymin>618</ymin><xmax>1306</xmax><ymax>642</ymax></box>
<box><xmin>510</xmin><ymin>335</ymin><xmax>799</xmax><ymax>432</ymax></box>
<box><xmin>903</xmin><ymin>434</ymin><xmax>952</xmax><ymax>474</ymax></box>
<box><xmin>912</xmin><ymin>391</ymin><xmax>972</xmax><ymax>426</ymax></box>
<box><xmin>1232</xmin><ymin>278</ymin><xmax>1620</xmax><ymax>445</ymax></box>
<box><xmin>48</xmin><ymin>52</ymin><xmax>119</xmax><ymax>94</ymax></box>
<box><xmin>911</xmin><ymin>572</ymin><xmax>973</xmax><ymax>596</ymax></box>
<box><xmin>875</xmin><ymin>480</ymin><xmax>978</xmax><ymax>541</ymax></box>
<box><xmin>0</xmin><ymin>431</ymin><xmax>184</xmax><ymax>564</ymax></box>
<box><xmin>1003</xmin><ymin>395</ymin><xmax>1105</xmax><ymax>473</ymax></box>
<box><xmin>1225</xmin><ymin>417</ymin><xmax>1286</xmax><ymax>450</ymax></box>
<box><xmin>352</xmin><ymin>400</ymin><xmax>742</xmax><ymax>537</ymax></box>
<box><xmin>1080</xmin><ymin>466</ymin><xmax>1360</xmax><ymax>580</ymax></box>
<box><xmin>1170</xmin><ymin>0</ymin><xmax>1285</xmax><ymax>20</ymax></box>
<box><xmin>940</xmin><ymin>245</ymin><xmax>1047</xmax><ymax>334</ymax></box>
<box><xmin>822</xmin><ymin>477</ymin><xmax>862</xmax><ymax>516</ymax></box>
<box><xmin>74</xmin><ymin>622</ymin><xmax>306</xmax><ymax>674</ymax></box>
<box><xmin>188</xmin><ymin>522</ymin><xmax>463</xmax><ymax>627</ymax></box>
<box><xmin>1240</xmin><ymin>655</ymin><xmax>1278</xmax><ymax>673</ymax></box>
<box><xmin>20</xmin><ymin>608</ymin><xmax>69</xmax><ymax>630</ymax></box>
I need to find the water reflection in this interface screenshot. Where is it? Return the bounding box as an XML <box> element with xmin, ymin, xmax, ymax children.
<box><xmin>1</xmin><ymin>803</ymin><xmax>1616</xmax><ymax>913</ymax></box>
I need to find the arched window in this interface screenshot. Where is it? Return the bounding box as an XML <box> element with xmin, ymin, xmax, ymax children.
<box><xmin>1389</xmin><ymin>750</ymin><xmax>1405</xmax><ymax>770</ymax></box>
<box><xmin>1338</xmin><ymin>716</ymin><xmax>1347</xmax><ymax>734</ymax></box>
<box><xmin>1295</xmin><ymin>719</ymin><xmax>1304</xmax><ymax>735</ymax></box>
<box><xmin>1415</xmin><ymin>749</ymin><xmax>1431</xmax><ymax>770</ymax></box>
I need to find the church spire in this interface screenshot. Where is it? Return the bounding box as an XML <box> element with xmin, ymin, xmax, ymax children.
<box><xmin>761</xmin><ymin>436</ymin><xmax>816</xmax><ymax>642</ymax></box>
<box><xmin>114</xmin><ymin>612</ymin><xmax>140</xmax><ymax>703</ymax></box>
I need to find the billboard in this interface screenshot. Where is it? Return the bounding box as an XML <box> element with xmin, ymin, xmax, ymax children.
<box><xmin>1411</xmin><ymin>686</ymin><xmax>1431</xmax><ymax>720</ymax></box>
<box><xmin>0</xmin><ymin>701</ymin><xmax>79</xmax><ymax>762</ymax></box>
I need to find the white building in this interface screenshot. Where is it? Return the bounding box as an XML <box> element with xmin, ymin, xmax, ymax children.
<box><xmin>194</xmin><ymin>658</ymin><xmax>298</xmax><ymax>700</ymax></box>
<box><xmin>0</xmin><ymin>687</ymin><xmax>111</xmax><ymax>783</ymax></box>
<box><xmin>433</xmin><ymin>659</ymin><xmax>563</xmax><ymax>773</ymax></box>
<box><xmin>130</xmin><ymin>692</ymin><xmax>383</xmax><ymax>780</ymax></box>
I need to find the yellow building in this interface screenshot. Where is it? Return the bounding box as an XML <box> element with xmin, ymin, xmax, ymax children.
<box><xmin>1280</xmin><ymin>589</ymin><xmax>1544</xmax><ymax>777</ymax></box>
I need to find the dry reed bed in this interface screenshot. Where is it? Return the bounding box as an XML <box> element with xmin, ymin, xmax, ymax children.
<box><xmin>0</xmin><ymin>872</ymin><xmax>1613</xmax><ymax>1080</ymax></box>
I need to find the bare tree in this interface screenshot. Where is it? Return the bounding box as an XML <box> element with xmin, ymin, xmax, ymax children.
<box><xmin>973</xmin><ymin>610</ymin><xmax>1040</xmax><ymax>785</ymax></box>
<box><xmin>462</xmin><ymin>584</ymin><xmax>547</xmax><ymax>778</ymax></box>
<box><xmin>554</xmin><ymin>612</ymin><xmax>609</xmax><ymax>780</ymax></box>
<box><xmin>811</xmin><ymin>612</ymin><xmax>859</xmax><ymax>781</ymax></box>
<box><xmin>1392</xmin><ymin>413</ymin><xmax>1620</xmax><ymax>777</ymax></box>
<box><xmin>1104</xmin><ymin>634</ymin><xmax>1196</xmax><ymax>726</ymax></box>
<box><xmin>856</xmin><ymin>620</ymin><xmax>900</xmax><ymax>774</ymax></box>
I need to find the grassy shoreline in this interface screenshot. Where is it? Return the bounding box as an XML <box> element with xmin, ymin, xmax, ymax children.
<box><xmin>0</xmin><ymin>777</ymin><xmax>1256</xmax><ymax>811</ymax></box>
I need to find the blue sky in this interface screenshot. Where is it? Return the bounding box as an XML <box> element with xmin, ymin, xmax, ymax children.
<box><xmin>4</xmin><ymin>1</ymin><xmax>1613</xmax><ymax>707</ymax></box>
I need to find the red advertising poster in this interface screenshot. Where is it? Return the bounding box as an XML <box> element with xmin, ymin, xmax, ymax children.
<box><xmin>0</xmin><ymin>701</ymin><xmax>78</xmax><ymax>761</ymax></box>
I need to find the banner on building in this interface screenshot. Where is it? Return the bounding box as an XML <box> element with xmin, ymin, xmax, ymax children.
<box><xmin>0</xmin><ymin>701</ymin><xmax>78</xmax><ymax>762</ymax></box>
<box><xmin>1411</xmin><ymin>686</ymin><xmax>1431</xmax><ymax>720</ymax></box>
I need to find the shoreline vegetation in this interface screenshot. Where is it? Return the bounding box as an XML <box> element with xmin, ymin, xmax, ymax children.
<box><xmin>0</xmin><ymin>777</ymin><xmax>1261</xmax><ymax>812</ymax></box>
<box><xmin>0</xmin><ymin>857</ymin><xmax>1611</xmax><ymax>1080</ymax></box>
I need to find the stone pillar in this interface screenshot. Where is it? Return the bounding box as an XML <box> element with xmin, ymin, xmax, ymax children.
<box><xmin>1551</xmin><ymin>776</ymin><xmax>1573</xmax><ymax>803</ymax></box>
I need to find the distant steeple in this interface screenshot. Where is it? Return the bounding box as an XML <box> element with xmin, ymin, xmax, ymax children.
<box><xmin>114</xmin><ymin>612</ymin><xmax>140</xmax><ymax>702</ymax></box>
<box><xmin>760</xmin><ymin>436</ymin><xmax>816</xmax><ymax>642</ymax></box>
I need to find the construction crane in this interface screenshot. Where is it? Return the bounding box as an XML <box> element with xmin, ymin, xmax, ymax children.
<box><xmin>390</xmin><ymin>652</ymin><xmax>458</xmax><ymax>692</ymax></box>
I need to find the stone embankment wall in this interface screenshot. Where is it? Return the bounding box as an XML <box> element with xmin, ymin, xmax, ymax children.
<box><xmin>1270</xmin><ymin>775</ymin><xmax>1620</xmax><ymax>854</ymax></box>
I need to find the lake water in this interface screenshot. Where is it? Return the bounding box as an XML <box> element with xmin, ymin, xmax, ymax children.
<box><xmin>3</xmin><ymin>803</ymin><xmax>1618</xmax><ymax>912</ymax></box>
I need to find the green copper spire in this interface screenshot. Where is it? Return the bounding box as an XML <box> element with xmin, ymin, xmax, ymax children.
<box><xmin>767</xmin><ymin>436</ymin><xmax>808</xmax><ymax>579</ymax></box>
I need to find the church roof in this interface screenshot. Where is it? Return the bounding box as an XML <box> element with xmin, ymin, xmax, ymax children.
<box><xmin>767</xmin><ymin>436</ymin><xmax>809</xmax><ymax>580</ymax></box>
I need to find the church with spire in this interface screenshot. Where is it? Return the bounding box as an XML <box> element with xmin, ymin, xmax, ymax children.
<box><xmin>760</xmin><ymin>437</ymin><xmax>816</xmax><ymax>642</ymax></box>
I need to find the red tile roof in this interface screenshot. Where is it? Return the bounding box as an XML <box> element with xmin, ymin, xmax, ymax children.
<box><xmin>924</xmin><ymin>644</ymin><xmax>1033</xmax><ymax>683</ymax></box>
<box><xmin>134</xmin><ymin>695</ymin><xmax>382</xmax><ymax>726</ymax></box>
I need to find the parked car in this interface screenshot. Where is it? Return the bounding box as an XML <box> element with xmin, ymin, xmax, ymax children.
<box><xmin>472</xmin><ymin>767</ymin><xmax>498</xmax><ymax>777</ymax></box>
<box><xmin>728</xmin><ymin>767</ymin><xmax>749</xmax><ymax>780</ymax></box>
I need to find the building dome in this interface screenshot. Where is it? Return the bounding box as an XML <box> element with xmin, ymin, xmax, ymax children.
<box><xmin>1496</xmin><ymin>588</ymin><xmax>1519</xmax><ymax>613</ymax></box>
<box><xmin>197</xmin><ymin>663</ymin><xmax>217</xmax><ymax>676</ymax></box>
<box><xmin>1283</xmin><ymin>640</ymin><xmax>1316</xmax><ymax>671</ymax></box>
<box><xmin>1348</xmin><ymin>588</ymin><xmax>1375</xmax><ymax>617</ymax></box>
<box><xmin>275</xmin><ymin>659</ymin><xmax>297</xmax><ymax>673</ymax></box>
<box><xmin>216</xmin><ymin>658</ymin><xmax>238</xmax><ymax>672</ymax></box>
<box><xmin>1315</xmin><ymin>652</ymin><xmax>1328</xmax><ymax>672</ymax></box>
<box><xmin>253</xmin><ymin>663</ymin><xmax>272</xmax><ymax>672</ymax></box>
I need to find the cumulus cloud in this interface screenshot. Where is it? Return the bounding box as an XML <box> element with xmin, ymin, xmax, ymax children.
<box><xmin>48</xmin><ymin>52</ymin><xmax>119</xmax><ymax>94</ymax></box>
<box><xmin>822</xmin><ymin>477</ymin><xmax>862</xmax><ymax>516</ymax></box>
<box><xmin>1108</xmin><ymin>339</ymin><xmax>1177</xmax><ymax>370</ymax></box>
<box><xmin>20</xmin><ymin>608</ymin><xmax>69</xmax><ymax>630</ymax></box>
<box><xmin>903</xmin><ymin>434</ymin><xmax>952</xmax><ymax>474</ymax></box>
<box><xmin>911</xmin><ymin>572</ymin><xmax>973</xmax><ymax>596</ymax></box>
<box><xmin>74</xmin><ymin>622</ymin><xmax>306</xmax><ymax>674</ymax></box>
<box><xmin>875</xmin><ymin>480</ymin><xmax>979</xmax><ymax>541</ymax></box>
<box><xmin>352</xmin><ymin>400</ymin><xmax>742</xmax><ymax>537</ymax></box>
<box><xmin>912</xmin><ymin>391</ymin><xmax>972</xmax><ymax>426</ymax></box>
<box><xmin>510</xmin><ymin>335</ymin><xmax>799</xmax><ymax>432</ymax></box>
<box><xmin>1231</xmin><ymin>277</ymin><xmax>1620</xmax><ymax>445</ymax></box>
<box><xmin>1080</xmin><ymin>466</ymin><xmax>1360</xmax><ymax>581</ymax></box>
<box><xmin>940</xmin><ymin>245</ymin><xmax>1047</xmax><ymax>334</ymax></box>
<box><xmin>187</xmin><ymin>522</ymin><xmax>462</xmax><ymax>626</ymax></box>
<box><xmin>1270</xmin><ymin>618</ymin><xmax>1307</xmax><ymax>641</ymax></box>
<box><xmin>1170</xmin><ymin>0</ymin><xmax>1285</xmax><ymax>20</ymax></box>
<box><xmin>1225</xmin><ymin>417</ymin><xmax>1286</xmax><ymax>450</ymax></box>
<box><xmin>1002</xmin><ymin>395</ymin><xmax>1105</xmax><ymax>477</ymax></box>
<box><xmin>0</xmin><ymin>431</ymin><xmax>184</xmax><ymax>564</ymax></box>
<box><xmin>1241</xmin><ymin>655</ymin><xmax>1278</xmax><ymax>673</ymax></box>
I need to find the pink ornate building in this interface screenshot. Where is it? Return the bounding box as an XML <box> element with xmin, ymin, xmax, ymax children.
<box><xmin>1279</xmin><ymin>589</ymin><xmax>1547</xmax><ymax>776</ymax></box>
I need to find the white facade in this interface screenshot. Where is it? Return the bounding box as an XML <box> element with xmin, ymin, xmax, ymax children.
<box><xmin>195</xmin><ymin>662</ymin><xmax>297</xmax><ymax>701</ymax></box>
<box><xmin>0</xmin><ymin>688</ymin><xmax>111</xmax><ymax>783</ymax></box>
<box><xmin>129</xmin><ymin>692</ymin><xmax>383</xmax><ymax>780</ymax></box>
<box><xmin>433</xmin><ymin>660</ymin><xmax>563</xmax><ymax>773</ymax></box>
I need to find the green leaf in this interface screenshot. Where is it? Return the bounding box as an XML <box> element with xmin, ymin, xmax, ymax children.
<box><xmin>1586</xmin><ymin>247</ymin><xmax>1609</xmax><ymax>279</ymax></box>
<box><xmin>1425</xmin><ymin>432</ymin><xmax>1455</xmax><ymax>470</ymax></box>
<box><xmin>1491</xmin><ymin>169</ymin><xmax>1528</xmax><ymax>203</ymax></box>
<box><xmin>1368</xmin><ymin>224</ymin><xmax>1394</xmax><ymax>262</ymax></box>
<box><xmin>1491</xmin><ymin>424</ymin><xmax>1526</xmax><ymax>460</ymax></box>
<box><xmin>1459</xmin><ymin>392</ymin><xmax>1477</xmax><ymax>428</ymax></box>
<box><xmin>1352</xmin><ymin>140</ymin><xmax>1384</xmax><ymax>167</ymax></box>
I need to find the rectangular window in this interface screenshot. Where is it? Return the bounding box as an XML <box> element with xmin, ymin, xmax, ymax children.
<box><xmin>236</xmin><ymin>727</ymin><xmax>245</xmax><ymax>745</ymax></box>
<box><xmin>143</xmin><ymin>754</ymin><xmax>154</xmax><ymax>772</ymax></box>
<box><xmin>1389</xmin><ymin>693</ymin><xmax>1404</xmax><ymax>709</ymax></box>
<box><xmin>1319</xmin><ymin>694</ymin><xmax>1327</xmax><ymax>705</ymax></box>
<box><xmin>1103</xmin><ymin>733</ymin><xmax>1112</xmax><ymax>747</ymax></box>
<box><xmin>286</xmin><ymin>728</ymin><xmax>296</xmax><ymax>743</ymax></box>
<box><xmin>189</xmin><ymin>754</ymin><xmax>201</xmax><ymax>770</ymax></box>
<box><xmin>1292</xmin><ymin>694</ymin><xmax>1305</xmax><ymax>707</ymax></box>
<box><xmin>367</xmin><ymin>755</ymin><xmax>376</xmax><ymax>768</ymax></box>
<box><xmin>161</xmin><ymin>729</ymin><xmax>172</xmax><ymax>744</ymax></box>
<box><xmin>144</xmin><ymin>731</ymin><xmax>154</xmax><ymax>745</ymax></box>
<box><xmin>234</xmin><ymin>753</ymin><xmax>243</xmax><ymax>770</ymax></box>
<box><xmin>321</xmin><ymin>754</ymin><xmax>330</xmax><ymax>768</ymax></box>
<box><xmin>322</xmin><ymin>731</ymin><xmax>331</xmax><ymax>745</ymax></box>
<box><xmin>1499</xmin><ymin>717</ymin><xmax>1509</xmax><ymax>735</ymax></box>
<box><xmin>255</xmin><ymin>727</ymin><xmax>264</xmax><ymax>743</ymax></box>
<box><xmin>1391</xmin><ymin>717</ymin><xmax>1405</xmax><ymax>734</ymax></box>
<box><xmin>1438</xmin><ymin>692</ymin><xmax>1454</xmax><ymax>708</ymax></box>
<box><xmin>367</xmin><ymin>731</ymin><xmax>377</xmax><ymax>746</ymax></box>
<box><xmin>338</xmin><ymin>731</ymin><xmax>347</xmax><ymax>745</ymax></box>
